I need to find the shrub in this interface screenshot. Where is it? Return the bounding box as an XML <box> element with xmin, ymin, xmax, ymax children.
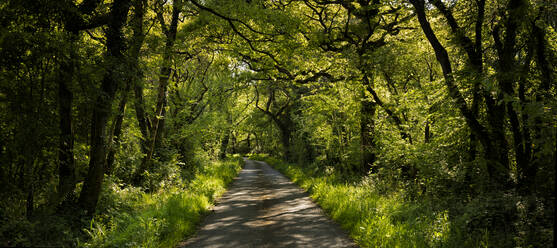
<box><xmin>81</xmin><ymin>157</ymin><xmax>242</xmax><ymax>248</ymax></box>
<box><xmin>253</xmin><ymin>155</ymin><xmax>488</xmax><ymax>248</ymax></box>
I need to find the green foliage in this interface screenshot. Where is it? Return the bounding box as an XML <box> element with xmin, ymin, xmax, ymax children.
<box><xmin>252</xmin><ymin>155</ymin><xmax>489</xmax><ymax>248</ymax></box>
<box><xmin>0</xmin><ymin>0</ymin><xmax>554</xmax><ymax>246</ymax></box>
<box><xmin>0</xmin><ymin>214</ymin><xmax>78</xmax><ymax>247</ymax></box>
<box><xmin>82</xmin><ymin>157</ymin><xmax>242</xmax><ymax>248</ymax></box>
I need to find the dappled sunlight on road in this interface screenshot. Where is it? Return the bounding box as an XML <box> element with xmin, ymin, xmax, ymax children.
<box><xmin>180</xmin><ymin>159</ymin><xmax>357</xmax><ymax>248</ymax></box>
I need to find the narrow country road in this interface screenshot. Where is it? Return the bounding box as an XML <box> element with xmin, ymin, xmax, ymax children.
<box><xmin>179</xmin><ymin>159</ymin><xmax>357</xmax><ymax>248</ymax></box>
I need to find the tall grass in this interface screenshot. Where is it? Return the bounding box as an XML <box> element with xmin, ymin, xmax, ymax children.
<box><xmin>81</xmin><ymin>157</ymin><xmax>242</xmax><ymax>248</ymax></box>
<box><xmin>251</xmin><ymin>155</ymin><xmax>486</xmax><ymax>248</ymax></box>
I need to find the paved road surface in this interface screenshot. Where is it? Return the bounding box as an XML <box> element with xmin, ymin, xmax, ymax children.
<box><xmin>179</xmin><ymin>159</ymin><xmax>357</xmax><ymax>248</ymax></box>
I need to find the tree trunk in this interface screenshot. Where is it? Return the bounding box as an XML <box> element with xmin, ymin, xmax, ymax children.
<box><xmin>105</xmin><ymin>86</ymin><xmax>129</xmax><ymax>175</ymax></box>
<box><xmin>154</xmin><ymin>103</ymin><xmax>167</xmax><ymax>149</ymax></box>
<box><xmin>366</xmin><ymin>79</ymin><xmax>412</xmax><ymax>144</ymax></box>
<box><xmin>57</xmin><ymin>0</ymin><xmax>107</xmax><ymax>196</ymax></box>
<box><xmin>145</xmin><ymin>1</ymin><xmax>180</xmax><ymax>164</ymax></box>
<box><xmin>424</xmin><ymin>120</ymin><xmax>431</xmax><ymax>143</ymax></box>
<box><xmin>517</xmin><ymin>46</ymin><xmax>533</xmax><ymax>192</ymax></box>
<box><xmin>492</xmin><ymin>0</ymin><xmax>528</xmax><ymax>188</ymax></box>
<box><xmin>247</xmin><ymin>133</ymin><xmax>251</xmax><ymax>151</ymax></box>
<box><xmin>279</xmin><ymin>125</ymin><xmax>292</xmax><ymax>161</ymax></box>
<box><xmin>57</xmin><ymin>37</ymin><xmax>77</xmax><ymax>202</ymax></box>
<box><xmin>134</xmin><ymin>83</ymin><xmax>149</xmax><ymax>153</ymax></box>
<box><xmin>254</xmin><ymin>132</ymin><xmax>260</xmax><ymax>153</ymax></box>
<box><xmin>106</xmin><ymin>0</ymin><xmax>147</xmax><ymax>175</ymax></box>
<box><xmin>301</xmin><ymin>131</ymin><xmax>315</xmax><ymax>162</ymax></box>
<box><xmin>468</xmin><ymin>0</ymin><xmax>485</xmax><ymax>161</ymax></box>
<box><xmin>219</xmin><ymin>131</ymin><xmax>230</xmax><ymax>159</ymax></box>
<box><xmin>231</xmin><ymin>132</ymin><xmax>237</xmax><ymax>154</ymax></box>
<box><xmin>360</xmin><ymin>74</ymin><xmax>377</xmax><ymax>174</ymax></box>
<box><xmin>524</xmin><ymin>14</ymin><xmax>553</xmax><ymax>191</ymax></box>
<box><xmin>25</xmin><ymin>182</ymin><xmax>34</xmax><ymax>220</ymax></box>
<box><xmin>430</xmin><ymin>0</ymin><xmax>513</xmax><ymax>184</ymax></box>
<box><xmin>411</xmin><ymin>0</ymin><xmax>510</xmax><ymax>186</ymax></box>
<box><xmin>128</xmin><ymin>0</ymin><xmax>148</xmax><ymax>155</ymax></box>
<box><xmin>78</xmin><ymin>0</ymin><xmax>131</xmax><ymax>215</ymax></box>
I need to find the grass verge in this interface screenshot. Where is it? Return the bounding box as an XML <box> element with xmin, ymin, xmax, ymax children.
<box><xmin>81</xmin><ymin>157</ymin><xmax>243</xmax><ymax>248</ymax></box>
<box><xmin>250</xmin><ymin>154</ymin><xmax>486</xmax><ymax>248</ymax></box>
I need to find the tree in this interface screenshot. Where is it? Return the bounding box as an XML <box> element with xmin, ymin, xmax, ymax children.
<box><xmin>78</xmin><ymin>0</ymin><xmax>131</xmax><ymax>215</ymax></box>
<box><xmin>106</xmin><ymin>0</ymin><xmax>148</xmax><ymax>175</ymax></box>
<box><xmin>302</xmin><ymin>0</ymin><xmax>413</xmax><ymax>173</ymax></box>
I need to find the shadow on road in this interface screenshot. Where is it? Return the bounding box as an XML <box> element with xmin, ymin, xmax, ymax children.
<box><xmin>179</xmin><ymin>159</ymin><xmax>357</xmax><ymax>248</ymax></box>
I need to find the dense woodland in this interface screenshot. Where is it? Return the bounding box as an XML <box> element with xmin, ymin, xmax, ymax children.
<box><xmin>0</xmin><ymin>0</ymin><xmax>555</xmax><ymax>247</ymax></box>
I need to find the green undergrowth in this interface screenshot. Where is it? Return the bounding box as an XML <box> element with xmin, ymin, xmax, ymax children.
<box><xmin>250</xmin><ymin>154</ymin><xmax>486</xmax><ymax>248</ymax></box>
<box><xmin>81</xmin><ymin>157</ymin><xmax>243</xmax><ymax>248</ymax></box>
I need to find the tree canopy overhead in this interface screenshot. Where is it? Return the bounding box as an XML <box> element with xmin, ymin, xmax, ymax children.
<box><xmin>0</xmin><ymin>0</ymin><xmax>554</xmax><ymax>247</ymax></box>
